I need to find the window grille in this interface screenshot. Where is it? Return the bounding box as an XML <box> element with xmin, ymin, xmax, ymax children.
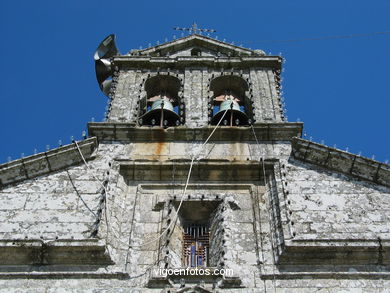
<box><xmin>182</xmin><ymin>225</ymin><xmax>209</xmax><ymax>267</ymax></box>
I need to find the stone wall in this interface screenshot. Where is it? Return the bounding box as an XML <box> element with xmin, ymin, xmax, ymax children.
<box><xmin>0</xmin><ymin>169</ymin><xmax>98</xmax><ymax>240</ymax></box>
<box><xmin>0</xmin><ymin>139</ymin><xmax>390</xmax><ymax>291</ymax></box>
<box><xmin>287</xmin><ymin>158</ymin><xmax>390</xmax><ymax>241</ymax></box>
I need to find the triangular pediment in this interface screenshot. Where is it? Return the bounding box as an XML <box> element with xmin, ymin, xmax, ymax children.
<box><xmin>133</xmin><ymin>34</ymin><xmax>265</xmax><ymax>58</ymax></box>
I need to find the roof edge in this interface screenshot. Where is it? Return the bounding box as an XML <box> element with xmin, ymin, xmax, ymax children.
<box><xmin>0</xmin><ymin>137</ymin><xmax>98</xmax><ymax>188</ymax></box>
<box><xmin>134</xmin><ymin>34</ymin><xmax>260</xmax><ymax>56</ymax></box>
<box><xmin>291</xmin><ymin>137</ymin><xmax>390</xmax><ymax>188</ymax></box>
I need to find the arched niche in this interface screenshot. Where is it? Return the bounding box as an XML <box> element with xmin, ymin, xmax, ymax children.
<box><xmin>209</xmin><ymin>75</ymin><xmax>252</xmax><ymax>126</ymax></box>
<box><xmin>191</xmin><ymin>48</ymin><xmax>202</xmax><ymax>56</ymax></box>
<box><xmin>144</xmin><ymin>75</ymin><xmax>181</xmax><ymax>103</ymax></box>
<box><xmin>140</xmin><ymin>75</ymin><xmax>183</xmax><ymax>127</ymax></box>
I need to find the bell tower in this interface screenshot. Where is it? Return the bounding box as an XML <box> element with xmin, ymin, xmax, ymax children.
<box><xmin>93</xmin><ymin>33</ymin><xmax>287</xmax><ymax>127</ymax></box>
<box><xmin>89</xmin><ymin>33</ymin><xmax>303</xmax><ymax>290</ymax></box>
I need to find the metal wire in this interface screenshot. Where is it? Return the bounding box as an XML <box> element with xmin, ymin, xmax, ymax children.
<box><xmin>245</xmin><ymin>30</ymin><xmax>390</xmax><ymax>44</ymax></box>
<box><xmin>129</xmin><ymin>105</ymin><xmax>231</xmax><ymax>249</ymax></box>
<box><xmin>251</xmin><ymin>125</ymin><xmax>277</xmax><ymax>293</ymax></box>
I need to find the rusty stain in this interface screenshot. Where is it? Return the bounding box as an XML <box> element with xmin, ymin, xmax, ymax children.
<box><xmin>156</xmin><ymin>141</ymin><xmax>164</xmax><ymax>156</ymax></box>
<box><xmin>155</xmin><ymin>129</ymin><xmax>166</xmax><ymax>159</ymax></box>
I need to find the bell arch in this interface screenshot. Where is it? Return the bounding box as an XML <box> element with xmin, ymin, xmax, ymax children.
<box><xmin>209</xmin><ymin>75</ymin><xmax>252</xmax><ymax>126</ymax></box>
<box><xmin>139</xmin><ymin>75</ymin><xmax>184</xmax><ymax>127</ymax></box>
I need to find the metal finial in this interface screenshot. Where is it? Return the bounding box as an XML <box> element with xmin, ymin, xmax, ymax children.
<box><xmin>173</xmin><ymin>22</ymin><xmax>216</xmax><ymax>35</ymax></box>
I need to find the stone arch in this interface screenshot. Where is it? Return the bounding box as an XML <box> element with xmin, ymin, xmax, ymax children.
<box><xmin>191</xmin><ymin>48</ymin><xmax>202</xmax><ymax>56</ymax></box>
<box><xmin>144</xmin><ymin>75</ymin><xmax>181</xmax><ymax>102</ymax></box>
<box><xmin>209</xmin><ymin>75</ymin><xmax>252</xmax><ymax>126</ymax></box>
<box><xmin>139</xmin><ymin>75</ymin><xmax>184</xmax><ymax>127</ymax></box>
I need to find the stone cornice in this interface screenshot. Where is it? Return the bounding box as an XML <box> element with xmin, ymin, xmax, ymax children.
<box><xmin>279</xmin><ymin>238</ymin><xmax>390</xmax><ymax>265</ymax></box>
<box><xmin>118</xmin><ymin>159</ymin><xmax>277</xmax><ymax>182</ymax></box>
<box><xmin>112</xmin><ymin>55</ymin><xmax>282</xmax><ymax>69</ymax></box>
<box><xmin>88</xmin><ymin>122</ymin><xmax>302</xmax><ymax>143</ymax></box>
<box><xmin>0</xmin><ymin>271</ymin><xmax>128</xmax><ymax>279</ymax></box>
<box><xmin>291</xmin><ymin>137</ymin><xmax>390</xmax><ymax>187</ymax></box>
<box><xmin>0</xmin><ymin>137</ymin><xmax>97</xmax><ymax>188</ymax></box>
<box><xmin>0</xmin><ymin>239</ymin><xmax>112</xmax><ymax>268</ymax></box>
<box><xmin>260</xmin><ymin>272</ymin><xmax>390</xmax><ymax>280</ymax></box>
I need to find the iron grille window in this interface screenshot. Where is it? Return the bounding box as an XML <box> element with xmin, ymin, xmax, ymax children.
<box><xmin>182</xmin><ymin>224</ymin><xmax>209</xmax><ymax>267</ymax></box>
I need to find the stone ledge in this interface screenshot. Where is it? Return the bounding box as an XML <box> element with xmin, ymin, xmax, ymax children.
<box><xmin>0</xmin><ymin>239</ymin><xmax>112</xmax><ymax>268</ymax></box>
<box><xmin>0</xmin><ymin>137</ymin><xmax>97</xmax><ymax>188</ymax></box>
<box><xmin>88</xmin><ymin>123</ymin><xmax>302</xmax><ymax>143</ymax></box>
<box><xmin>118</xmin><ymin>159</ymin><xmax>276</xmax><ymax>182</ymax></box>
<box><xmin>113</xmin><ymin>55</ymin><xmax>282</xmax><ymax>69</ymax></box>
<box><xmin>277</xmin><ymin>238</ymin><xmax>390</xmax><ymax>265</ymax></box>
<box><xmin>291</xmin><ymin>137</ymin><xmax>390</xmax><ymax>187</ymax></box>
<box><xmin>0</xmin><ymin>271</ymin><xmax>128</xmax><ymax>279</ymax></box>
<box><xmin>260</xmin><ymin>271</ymin><xmax>390</xmax><ymax>280</ymax></box>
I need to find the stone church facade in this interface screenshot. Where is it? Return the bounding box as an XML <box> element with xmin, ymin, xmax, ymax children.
<box><xmin>0</xmin><ymin>34</ymin><xmax>389</xmax><ymax>292</ymax></box>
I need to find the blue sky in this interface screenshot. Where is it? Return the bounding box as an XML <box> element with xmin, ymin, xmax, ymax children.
<box><xmin>0</xmin><ymin>0</ymin><xmax>389</xmax><ymax>163</ymax></box>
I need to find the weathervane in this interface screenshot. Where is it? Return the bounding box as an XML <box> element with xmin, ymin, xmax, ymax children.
<box><xmin>173</xmin><ymin>22</ymin><xmax>216</xmax><ymax>35</ymax></box>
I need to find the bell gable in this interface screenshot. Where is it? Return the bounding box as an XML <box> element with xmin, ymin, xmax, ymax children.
<box><xmin>132</xmin><ymin>34</ymin><xmax>265</xmax><ymax>58</ymax></box>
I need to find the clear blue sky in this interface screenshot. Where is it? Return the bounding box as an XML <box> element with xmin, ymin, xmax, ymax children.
<box><xmin>1</xmin><ymin>0</ymin><xmax>389</xmax><ymax>163</ymax></box>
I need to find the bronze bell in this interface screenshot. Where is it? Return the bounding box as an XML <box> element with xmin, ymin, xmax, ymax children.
<box><xmin>211</xmin><ymin>99</ymin><xmax>249</xmax><ymax>126</ymax></box>
<box><xmin>142</xmin><ymin>99</ymin><xmax>180</xmax><ymax>127</ymax></box>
